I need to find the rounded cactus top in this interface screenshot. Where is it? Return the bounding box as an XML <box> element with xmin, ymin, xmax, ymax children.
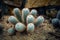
<box><xmin>13</xmin><ymin>8</ymin><xmax>20</xmax><ymax>11</ymax></box>
<box><xmin>37</xmin><ymin>16</ymin><xmax>44</xmax><ymax>23</ymax></box>
<box><xmin>27</xmin><ymin>15</ymin><xmax>35</xmax><ymax>23</ymax></box>
<box><xmin>8</xmin><ymin>16</ymin><xmax>18</xmax><ymax>24</ymax></box>
<box><xmin>13</xmin><ymin>8</ymin><xmax>22</xmax><ymax>22</ymax></box>
<box><xmin>7</xmin><ymin>28</ymin><xmax>15</xmax><ymax>35</ymax></box>
<box><xmin>22</xmin><ymin>8</ymin><xmax>30</xmax><ymax>14</ymax></box>
<box><xmin>13</xmin><ymin>8</ymin><xmax>20</xmax><ymax>14</ymax></box>
<box><xmin>15</xmin><ymin>23</ymin><xmax>26</xmax><ymax>32</ymax></box>
<box><xmin>30</xmin><ymin>9</ymin><xmax>37</xmax><ymax>16</ymax></box>
<box><xmin>35</xmin><ymin>16</ymin><xmax>44</xmax><ymax>27</ymax></box>
<box><xmin>52</xmin><ymin>18</ymin><xmax>59</xmax><ymax>25</ymax></box>
<box><xmin>27</xmin><ymin>15</ymin><xmax>34</xmax><ymax>18</ymax></box>
<box><xmin>27</xmin><ymin>23</ymin><xmax>35</xmax><ymax>32</ymax></box>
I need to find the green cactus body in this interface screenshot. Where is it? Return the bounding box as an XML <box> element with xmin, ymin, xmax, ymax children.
<box><xmin>27</xmin><ymin>23</ymin><xmax>35</xmax><ymax>32</ymax></box>
<box><xmin>26</xmin><ymin>15</ymin><xmax>35</xmax><ymax>24</ymax></box>
<box><xmin>8</xmin><ymin>16</ymin><xmax>18</xmax><ymax>24</ymax></box>
<box><xmin>7</xmin><ymin>28</ymin><xmax>15</xmax><ymax>35</ymax></box>
<box><xmin>15</xmin><ymin>23</ymin><xmax>26</xmax><ymax>32</ymax></box>
<box><xmin>22</xmin><ymin>8</ymin><xmax>30</xmax><ymax>23</ymax></box>
<box><xmin>30</xmin><ymin>9</ymin><xmax>37</xmax><ymax>17</ymax></box>
<box><xmin>13</xmin><ymin>8</ymin><xmax>22</xmax><ymax>22</ymax></box>
<box><xmin>35</xmin><ymin>16</ymin><xmax>44</xmax><ymax>27</ymax></box>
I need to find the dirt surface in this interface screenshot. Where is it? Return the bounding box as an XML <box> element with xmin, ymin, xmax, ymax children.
<box><xmin>0</xmin><ymin>15</ymin><xmax>60</xmax><ymax>40</ymax></box>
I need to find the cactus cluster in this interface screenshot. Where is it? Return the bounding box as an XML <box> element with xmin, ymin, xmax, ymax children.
<box><xmin>7</xmin><ymin>8</ymin><xmax>44</xmax><ymax>35</ymax></box>
<box><xmin>51</xmin><ymin>10</ymin><xmax>60</xmax><ymax>28</ymax></box>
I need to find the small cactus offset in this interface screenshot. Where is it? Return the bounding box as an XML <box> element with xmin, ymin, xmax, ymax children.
<box><xmin>13</xmin><ymin>8</ymin><xmax>22</xmax><ymax>22</ymax></box>
<box><xmin>30</xmin><ymin>9</ymin><xmax>37</xmax><ymax>17</ymax></box>
<box><xmin>26</xmin><ymin>15</ymin><xmax>35</xmax><ymax>24</ymax></box>
<box><xmin>8</xmin><ymin>16</ymin><xmax>18</xmax><ymax>24</ymax></box>
<box><xmin>15</xmin><ymin>23</ymin><xmax>26</xmax><ymax>32</ymax></box>
<box><xmin>22</xmin><ymin>8</ymin><xmax>30</xmax><ymax>23</ymax></box>
<box><xmin>7</xmin><ymin>27</ymin><xmax>15</xmax><ymax>35</ymax></box>
<box><xmin>35</xmin><ymin>16</ymin><xmax>44</xmax><ymax>27</ymax></box>
<box><xmin>8</xmin><ymin>8</ymin><xmax>45</xmax><ymax>34</ymax></box>
<box><xmin>27</xmin><ymin>23</ymin><xmax>35</xmax><ymax>32</ymax></box>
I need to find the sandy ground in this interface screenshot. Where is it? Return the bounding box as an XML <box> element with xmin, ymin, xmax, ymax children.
<box><xmin>0</xmin><ymin>15</ymin><xmax>59</xmax><ymax>40</ymax></box>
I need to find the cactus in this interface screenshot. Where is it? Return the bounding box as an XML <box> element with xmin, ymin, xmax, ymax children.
<box><xmin>13</xmin><ymin>8</ymin><xmax>22</xmax><ymax>22</ymax></box>
<box><xmin>52</xmin><ymin>18</ymin><xmax>59</xmax><ymax>27</ymax></box>
<box><xmin>7</xmin><ymin>28</ymin><xmax>15</xmax><ymax>35</ymax></box>
<box><xmin>8</xmin><ymin>16</ymin><xmax>18</xmax><ymax>24</ymax></box>
<box><xmin>15</xmin><ymin>23</ymin><xmax>26</xmax><ymax>32</ymax></box>
<box><xmin>56</xmin><ymin>10</ymin><xmax>60</xmax><ymax>20</ymax></box>
<box><xmin>26</xmin><ymin>15</ymin><xmax>35</xmax><ymax>24</ymax></box>
<box><xmin>35</xmin><ymin>16</ymin><xmax>44</xmax><ymax>27</ymax></box>
<box><xmin>8</xmin><ymin>8</ymin><xmax>45</xmax><ymax>33</ymax></box>
<box><xmin>27</xmin><ymin>23</ymin><xmax>35</xmax><ymax>32</ymax></box>
<box><xmin>22</xmin><ymin>8</ymin><xmax>30</xmax><ymax>23</ymax></box>
<box><xmin>30</xmin><ymin>9</ymin><xmax>37</xmax><ymax>17</ymax></box>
